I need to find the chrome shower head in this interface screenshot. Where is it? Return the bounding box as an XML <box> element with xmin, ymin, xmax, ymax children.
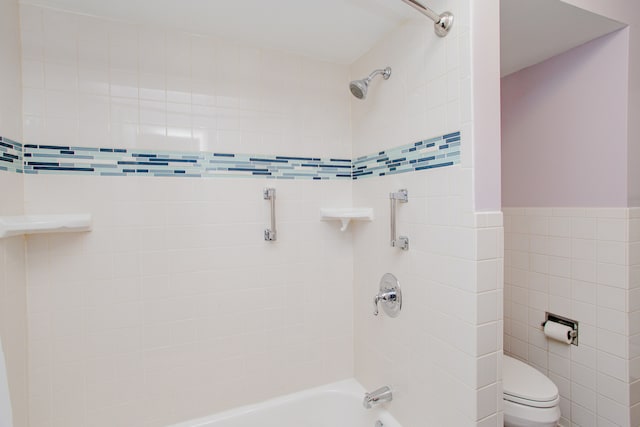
<box><xmin>349</xmin><ymin>67</ymin><xmax>392</xmax><ymax>100</ymax></box>
<box><xmin>349</xmin><ymin>79</ymin><xmax>368</xmax><ymax>100</ymax></box>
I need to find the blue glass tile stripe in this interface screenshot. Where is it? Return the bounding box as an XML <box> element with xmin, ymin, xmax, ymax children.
<box><xmin>351</xmin><ymin>131</ymin><xmax>461</xmax><ymax>180</ymax></box>
<box><xmin>0</xmin><ymin>130</ymin><xmax>460</xmax><ymax>179</ymax></box>
<box><xmin>18</xmin><ymin>145</ymin><xmax>353</xmax><ymax>180</ymax></box>
<box><xmin>0</xmin><ymin>136</ymin><xmax>23</xmax><ymax>174</ymax></box>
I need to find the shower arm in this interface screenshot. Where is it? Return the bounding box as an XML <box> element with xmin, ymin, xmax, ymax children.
<box><xmin>366</xmin><ymin>68</ymin><xmax>391</xmax><ymax>82</ymax></box>
<box><xmin>399</xmin><ymin>0</ymin><xmax>454</xmax><ymax>37</ymax></box>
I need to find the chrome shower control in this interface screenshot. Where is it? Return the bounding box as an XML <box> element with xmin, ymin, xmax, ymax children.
<box><xmin>373</xmin><ymin>273</ymin><xmax>402</xmax><ymax>317</ymax></box>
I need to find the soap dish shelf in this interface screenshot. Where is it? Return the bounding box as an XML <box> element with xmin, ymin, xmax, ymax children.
<box><xmin>320</xmin><ymin>208</ymin><xmax>373</xmax><ymax>231</ymax></box>
<box><xmin>0</xmin><ymin>214</ymin><xmax>92</xmax><ymax>239</ymax></box>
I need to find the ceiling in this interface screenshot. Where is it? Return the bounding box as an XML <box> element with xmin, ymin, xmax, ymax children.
<box><xmin>500</xmin><ymin>0</ymin><xmax>625</xmax><ymax>76</ymax></box>
<box><xmin>21</xmin><ymin>0</ymin><xmax>627</xmax><ymax>72</ymax></box>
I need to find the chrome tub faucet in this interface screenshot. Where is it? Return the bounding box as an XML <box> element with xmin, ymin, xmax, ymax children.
<box><xmin>363</xmin><ymin>386</ymin><xmax>393</xmax><ymax>409</ymax></box>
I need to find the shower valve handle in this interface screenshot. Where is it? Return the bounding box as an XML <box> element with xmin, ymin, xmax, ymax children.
<box><xmin>373</xmin><ymin>290</ymin><xmax>398</xmax><ymax>316</ymax></box>
<box><xmin>373</xmin><ymin>273</ymin><xmax>402</xmax><ymax>318</ymax></box>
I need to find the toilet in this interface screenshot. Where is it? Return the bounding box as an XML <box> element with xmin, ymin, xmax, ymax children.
<box><xmin>503</xmin><ymin>355</ymin><xmax>561</xmax><ymax>427</ymax></box>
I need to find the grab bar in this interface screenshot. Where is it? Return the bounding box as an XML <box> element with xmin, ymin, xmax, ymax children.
<box><xmin>390</xmin><ymin>189</ymin><xmax>409</xmax><ymax>251</ymax></box>
<box><xmin>264</xmin><ymin>188</ymin><xmax>277</xmax><ymax>241</ymax></box>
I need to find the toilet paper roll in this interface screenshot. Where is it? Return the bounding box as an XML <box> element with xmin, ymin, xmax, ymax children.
<box><xmin>543</xmin><ymin>320</ymin><xmax>574</xmax><ymax>344</ymax></box>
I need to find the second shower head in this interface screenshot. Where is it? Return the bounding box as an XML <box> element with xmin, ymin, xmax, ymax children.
<box><xmin>349</xmin><ymin>67</ymin><xmax>391</xmax><ymax>100</ymax></box>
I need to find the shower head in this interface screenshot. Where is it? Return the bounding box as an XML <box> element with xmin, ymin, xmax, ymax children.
<box><xmin>349</xmin><ymin>67</ymin><xmax>392</xmax><ymax>100</ymax></box>
<box><xmin>349</xmin><ymin>80</ymin><xmax>368</xmax><ymax>100</ymax></box>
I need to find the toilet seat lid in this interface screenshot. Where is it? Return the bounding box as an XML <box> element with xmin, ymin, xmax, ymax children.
<box><xmin>503</xmin><ymin>355</ymin><xmax>559</xmax><ymax>405</ymax></box>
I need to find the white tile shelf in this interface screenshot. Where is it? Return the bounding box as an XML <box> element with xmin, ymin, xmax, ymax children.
<box><xmin>320</xmin><ymin>208</ymin><xmax>373</xmax><ymax>231</ymax></box>
<box><xmin>0</xmin><ymin>214</ymin><xmax>92</xmax><ymax>239</ymax></box>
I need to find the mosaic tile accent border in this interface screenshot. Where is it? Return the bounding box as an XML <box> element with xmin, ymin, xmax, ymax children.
<box><xmin>0</xmin><ymin>130</ymin><xmax>460</xmax><ymax>180</ymax></box>
<box><xmin>22</xmin><ymin>145</ymin><xmax>352</xmax><ymax>180</ymax></box>
<box><xmin>0</xmin><ymin>137</ymin><xmax>23</xmax><ymax>174</ymax></box>
<box><xmin>352</xmin><ymin>131</ymin><xmax>460</xmax><ymax>179</ymax></box>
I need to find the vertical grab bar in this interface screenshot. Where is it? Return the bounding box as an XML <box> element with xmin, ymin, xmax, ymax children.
<box><xmin>390</xmin><ymin>189</ymin><xmax>409</xmax><ymax>251</ymax></box>
<box><xmin>264</xmin><ymin>188</ymin><xmax>276</xmax><ymax>241</ymax></box>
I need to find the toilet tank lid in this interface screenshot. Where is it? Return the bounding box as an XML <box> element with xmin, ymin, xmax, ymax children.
<box><xmin>503</xmin><ymin>355</ymin><xmax>559</xmax><ymax>402</ymax></box>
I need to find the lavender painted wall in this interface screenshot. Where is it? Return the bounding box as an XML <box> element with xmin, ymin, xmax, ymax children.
<box><xmin>501</xmin><ymin>29</ymin><xmax>629</xmax><ymax>207</ymax></box>
<box><xmin>563</xmin><ymin>0</ymin><xmax>640</xmax><ymax>207</ymax></box>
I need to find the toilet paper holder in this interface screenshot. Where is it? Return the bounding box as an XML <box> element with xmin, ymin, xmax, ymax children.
<box><xmin>541</xmin><ymin>312</ymin><xmax>579</xmax><ymax>346</ymax></box>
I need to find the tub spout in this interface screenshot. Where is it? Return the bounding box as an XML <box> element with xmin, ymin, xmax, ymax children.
<box><xmin>363</xmin><ymin>386</ymin><xmax>392</xmax><ymax>409</ymax></box>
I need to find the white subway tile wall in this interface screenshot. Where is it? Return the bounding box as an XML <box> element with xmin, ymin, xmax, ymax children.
<box><xmin>630</xmin><ymin>208</ymin><xmax>640</xmax><ymax>426</ymax></box>
<box><xmin>19</xmin><ymin>4</ymin><xmax>352</xmax><ymax>158</ymax></box>
<box><xmin>504</xmin><ymin>207</ymin><xmax>636</xmax><ymax>427</ymax></box>
<box><xmin>16</xmin><ymin>1</ymin><xmax>504</xmax><ymax>427</ymax></box>
<box><xmin>0</xmin><ymin>171</ymin><xmax>27</xmax><ymax>427</ymax></box>
<box><xmin>352</xmin><ymin>171</ymin><xmax>504</xmax><ymax>427</ymax></box>
<box><xmin>0</xmin><ymin>0</ymin><xmax>27</xmax><ymax>426</ymax></box>
<box><xmin>19</xmin><ymin>4</ymin><xmax>356</xmax><ymax>426</ymax></box>
<box><xmin>0</xmin><ymin>231</ymin><xmax>27</xmax><ymax>427</ymax></box>
<box><xmin>350</xmin><ymin>4</ymin><xmax>504</xmax><ymax>426</ymax></box>
<box><xmin>24</xmin><ymin>175</ymin><xmax>354</xmax><ymax>427</ymax></box>
<box><xmin>350</xmin><ymin>16</ymin><xmax>464</xmax><ymax>158</ymax></box>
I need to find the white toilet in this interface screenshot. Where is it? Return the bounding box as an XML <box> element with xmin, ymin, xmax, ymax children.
<box><xmin>503</xmin><ymin>355</ymin><xmax>561</xmax><ymax>427</ymax></box>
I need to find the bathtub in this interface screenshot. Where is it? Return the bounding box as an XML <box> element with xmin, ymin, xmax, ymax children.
<box><xmin>170</xmin><ymin>379</ymin><xmax>402</xmax><ymax>427</ymax></box>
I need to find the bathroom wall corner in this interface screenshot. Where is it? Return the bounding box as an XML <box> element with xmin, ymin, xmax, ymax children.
<box><xmin>470</xmin><ymin>0</ymin><xmax>502</xmax><ymax>212</ymax></box>
<box><xmin>0</xmin><ymin>0</ymin><xmax>27</xmax><ymax>425</ymax></box>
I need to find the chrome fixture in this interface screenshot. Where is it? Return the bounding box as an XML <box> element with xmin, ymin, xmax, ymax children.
<box><xmin>263</xmin><ymin>188</ymin><xmax>276</xmax><ymax>241</ymax></box>
<box><xmin>373</xmin><ymin>273</ymin><xmax>402</xmax><ymax>317</ymax></box>
<box><xmin>400</xmin><ymin>0</ymin><xmax>454</xmax><ymax>37</ymax></box>
<box><xmin>363</xmin><ymin>386</ymin><xmax>393</xmax><ymax>409</ymax></box>
<box><xmin>349</xmin><ymin>67</ymin><xmax>391</xmax><ymax>100</ymax></box>
<box><xmin>390</xmin><ymin>189</ymin><xmax>409</xmax><ymax>251</ymax></box>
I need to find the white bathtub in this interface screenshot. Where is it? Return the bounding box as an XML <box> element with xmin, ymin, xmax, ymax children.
<box><xmin>170</xmin><ymin>379</ymin><xmax>402</xmax><ymax>427</ymax></box>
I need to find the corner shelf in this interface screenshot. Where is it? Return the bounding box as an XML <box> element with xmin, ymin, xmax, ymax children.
<box><xmin>320</xmin><ymin>208</ymin><xmax>373</xmax><ymax>232</ymax></box>
<box><xmin>0</xmin><ymin>214</ymin><xmax>92</xmax><ymax>239</ymax></box>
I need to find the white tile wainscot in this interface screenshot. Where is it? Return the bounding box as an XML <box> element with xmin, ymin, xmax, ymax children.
<box><xmin>503</xmin><ymin>207</ymin><xmax>635</xmax><ymax>427</ymax></box>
